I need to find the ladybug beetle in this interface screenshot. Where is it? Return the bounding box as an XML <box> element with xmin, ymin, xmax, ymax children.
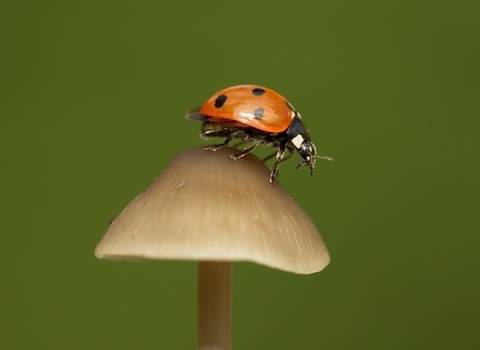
<box><xmin>186</xmin><ymin>84</ymin><xmax>332</xmax><ymax>184</ymax></box>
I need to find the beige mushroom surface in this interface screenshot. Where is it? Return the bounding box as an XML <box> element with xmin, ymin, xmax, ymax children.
<box><xmin>95</xmin><ymin>146</ymin><xmax>329</xmax><ymax>274</ymax></box>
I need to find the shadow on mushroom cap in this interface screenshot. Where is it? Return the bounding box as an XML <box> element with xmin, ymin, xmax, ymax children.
<box><xmin>95</xmin><ymin>146</ymin><xmax>330</xmax><ymax>274</ymax></box>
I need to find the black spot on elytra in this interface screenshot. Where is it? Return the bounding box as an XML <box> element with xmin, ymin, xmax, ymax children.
<box><xmin>252</xmin><ymin>87</ymin><xmax>266</xmax><ymax>96</ymax></box>
<box><xmin>214</xmin><ymin>94</ymin><xmax>227</xmax><ymax>108</ymax></box>
<box><xmin>254</xmin><ymin>108</ymin><xmax>264</xmax><ymax>120</ymax></box>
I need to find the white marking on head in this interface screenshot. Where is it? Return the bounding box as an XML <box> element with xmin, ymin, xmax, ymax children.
<box><xmin>292</xmin><ymin>134</ymin><xmax>304</xmax><ymax>149</ymax></box>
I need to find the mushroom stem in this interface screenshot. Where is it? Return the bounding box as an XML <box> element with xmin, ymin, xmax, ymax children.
<box><xmin>197</xmin><ymin>261</ymin><xmax>232</xmax><ymax>350</ymax></box>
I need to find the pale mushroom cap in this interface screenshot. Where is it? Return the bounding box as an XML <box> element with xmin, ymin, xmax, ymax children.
<box><xmin>95</xmin><ymin>147</ymin><xmax>330</xmax><ymax>274</ymax></box>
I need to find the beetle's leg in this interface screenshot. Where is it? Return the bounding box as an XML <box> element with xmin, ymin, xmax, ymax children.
<box><xmin>296</xmin><ymin>155</ymin><xmax>332</xmax><ymax>175</ymax></box>
<box><xmin>206</xmin><ymin>131</ymin><xmax>241</xmax><ymax>152</ymax></box>
<box><xmin>295</xmin><ymin>159</ymin><xmax>314</xmax><ymax>177</ymax></box>
<box><xmin>263</xmin><ymin>149</ymin><xmax>293</xmax><ymax>163</ymax></box>
<box><xmin>270</xmin><ymin>143</ymin><xmax>287</xmax><ymax>184</ymax></box>
<box><xmin>229</xmin><ymin>142</ymin><xmax>261</xmax><ymax>160</ymax></box>
<box><xmin>263</xmin><ymin>151</ymin><xmax>276</xmax><ymax>162</ymax></box>
<box><xmin>295</xmin><ymin>159</ymin><xmax>307</xmax><ymax>169</ymax></box>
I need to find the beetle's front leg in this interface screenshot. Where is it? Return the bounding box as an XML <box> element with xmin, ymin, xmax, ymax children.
<box><xmin>270</xmin><ymin>143</ymin><xmax>287</xmax><ymax>184</ymax></box>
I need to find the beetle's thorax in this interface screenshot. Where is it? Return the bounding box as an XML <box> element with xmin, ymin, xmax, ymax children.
<box><xmin>286</xmin><ymin>115</ymin><xmax>314</xmax><ymax>152</ymax></box>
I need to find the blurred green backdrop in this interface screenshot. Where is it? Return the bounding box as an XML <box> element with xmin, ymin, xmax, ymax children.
<box><xmin>1</xmin><ymin>1</ymin><xmax>479</xmax><ymax>349</ymax></box>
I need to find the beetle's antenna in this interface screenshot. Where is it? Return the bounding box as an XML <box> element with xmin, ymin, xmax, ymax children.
<box><xmin>317</xmin><ymin>155</ymin><xmax>333</xmax><ymax>162</ymax></box>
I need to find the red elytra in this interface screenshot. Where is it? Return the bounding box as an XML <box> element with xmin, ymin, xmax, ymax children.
<box><xmin>198</xmin><ymin>85</ymin><xmax>295</xmax><ymax>133</ymax></box>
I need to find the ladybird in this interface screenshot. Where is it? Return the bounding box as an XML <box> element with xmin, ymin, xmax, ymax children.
<box><xmin>186</xmin><ymin>85</ymin><xmax>332</xmax><ymax>184</ymax></box>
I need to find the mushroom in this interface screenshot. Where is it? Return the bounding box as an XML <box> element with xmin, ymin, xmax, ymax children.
<box><xmin>95</xmin><ymin>146</ymin><xmax>329</xmax><ymax>350</ymax></box>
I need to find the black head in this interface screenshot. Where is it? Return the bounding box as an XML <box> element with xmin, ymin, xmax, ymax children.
<box><xmin>285</xmin><ymin>115</ymin><xmax>318</xmax><ymax>176</ymax></box>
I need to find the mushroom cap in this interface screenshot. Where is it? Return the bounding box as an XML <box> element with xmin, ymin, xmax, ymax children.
<box><xmin>95</xmin><ymin>147</ymin><xmax>330</xmax><ymax>274</ymax></box>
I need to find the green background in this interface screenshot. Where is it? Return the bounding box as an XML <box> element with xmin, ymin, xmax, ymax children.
<box><xmin>2</xmin><ymin>1</ymin><xmax>479</xmax><ymax>349</ymax></box>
